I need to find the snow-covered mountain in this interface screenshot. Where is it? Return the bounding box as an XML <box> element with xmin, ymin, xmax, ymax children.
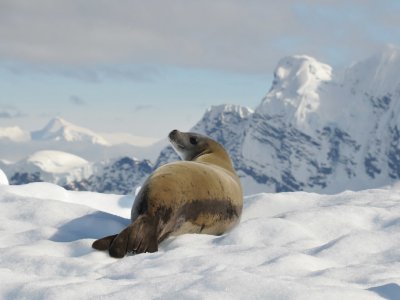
<box><xmin>64</xmin><ymin>156</ymin><xmax>153</xmax><ymax>194</ymax></box>
<box><xmin>156</xmin><ymin>45</ymin><xmax>400</xmax><ymax>194</ymax></box>
<box><xmin>31</xmin><ymin>117</ymin><xmax>111</xmax><ymax>146</ymax></box>
<box><xmin>1</xmin><ymin>150</ymin><xmax>153</xmax><ymax>195</ymax></box>
<box><xmin>4</xmin><ymin>46</ymin><xmax>400</xmax><ymax>195</ymax></box>
<box><xmin>0</xmin><ymin>117</ymin><xmax>164</xmax><ymax>162</ymax></box>
<box><xmin>0</xmin><ymin>150</ymin><xmax>91</xmax><ymax>187</ymax></box>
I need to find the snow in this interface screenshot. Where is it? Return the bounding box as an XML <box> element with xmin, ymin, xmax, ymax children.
<box><xmin>0</xmin><ymin>168</ymin><xmax>8</xmax><ymax>185</ymax></box>
<box><xmin>344</xmin><ymin>45</ymin><xmax>400</xmax><ymax>97</ymax></box>
<box><xmin>205</xmin><ymin>104</ymin><xmax>254</xmax><ymax>120</ymax></box>
<box><xmin>1</xmin><ymin>182</ymin><xmax>399</xmax><ymax>299</ymax></box>
<box><xmin>26</xmin><ymin>150</ymin><xmax>89</xmax><ymax>173</ymax></box>
<box><xmin>31</xmin><ymin>117</ymin><xmax>110</xmax><ymax>146</ymax></box>
<box><xmin>258</xmin><ymin>55</ymin><xmax>332</xmax><ymax>131</ymax></box>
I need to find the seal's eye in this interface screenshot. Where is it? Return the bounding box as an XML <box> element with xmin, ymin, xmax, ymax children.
<box><xmin>189</xmin><ymin>136</ymin><xmax>198</xmax><ymax>145</ymax></box>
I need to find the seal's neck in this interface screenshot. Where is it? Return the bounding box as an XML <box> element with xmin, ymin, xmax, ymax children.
<box><xmin>194</xmin><ymin>144</ymin><xmax>236</xmax><ymax>174</ymax></box>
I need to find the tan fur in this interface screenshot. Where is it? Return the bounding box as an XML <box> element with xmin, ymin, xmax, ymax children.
<box><xmin>92</xmin><ymin>130</ymin><xmax>243</xmax><ymax>258</ymax></box>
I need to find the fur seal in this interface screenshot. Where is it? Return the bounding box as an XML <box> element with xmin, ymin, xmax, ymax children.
<box><xmin>92</xmin><ymin>129</ymin><xmax>243</xmax><ymax>258</ymax></box>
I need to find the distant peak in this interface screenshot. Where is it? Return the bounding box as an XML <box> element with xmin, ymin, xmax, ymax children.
<box><xmin>44</xmin><ymin>117</ymin><xmax>69</xmax><ymax>130</ymax></box>
<box><xmin>51</xmin><ymin>116</ymin><xmax>67</xmax><ymax>123</ymax></box>
<box><xmin>31</xmin><ymin>117</ymin><xmax>110</xmax><ymax>146</ymax></box>
<box><xmin>271</xmin><ymin>55</ymin><xmax>332</xmax><ymax>89</ymax></box>
<box><xmin>344</xmin><ymin>44</ymin><xmax>400</xmax><ymax>96</ymax></box>
<box><xmin>206</xmin><ymin>104</ymin><xmax>253</xmax><ymax>118</ymax></box>
<box><xmin>377</xmin><ymin>44</ymin><xmax>400</xmax><ymax>59</ymax></box>
<box><xmin>257</xmin><ymin>55</ymin><xmax>332</xmax><ymax>124</ymax></box>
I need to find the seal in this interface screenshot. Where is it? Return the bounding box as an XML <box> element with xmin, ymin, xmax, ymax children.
<box><xmin>92</xmin><ymin>129</ymin><xmax>243</xmax><ymax>258</ymax></box>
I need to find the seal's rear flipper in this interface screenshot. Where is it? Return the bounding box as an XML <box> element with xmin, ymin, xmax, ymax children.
<box><xmin>109</xmin><ymin>215</ymin><xmax>158</xmax><ymax>258</ymax></box>
<box><xmin>92</xmin><ymin>234</ymin><xmax>117</xmax><ymax>251</ymax></box>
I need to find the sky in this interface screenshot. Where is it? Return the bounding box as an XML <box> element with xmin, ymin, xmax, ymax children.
<box><xmin>1</xmin><ymin>0</ymin><xmax>400</xmax><ymax>139</ymax></box>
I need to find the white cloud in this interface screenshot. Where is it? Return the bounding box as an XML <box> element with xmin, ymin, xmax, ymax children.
<box><xmin>0</xmin><ymin>0</ymin><xmax>399</xmax><ymax>73</ymax></box>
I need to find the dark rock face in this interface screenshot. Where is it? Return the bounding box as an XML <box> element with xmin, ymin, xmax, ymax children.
<box><xmin>10</xmin><ymin>172</ymin><xmax>43</xmax><ymax>185</ymax></box>
<box><xmin>64</xmin><ymin>157</ymin><xmax>153</xmax><ymax>194</ymax></box>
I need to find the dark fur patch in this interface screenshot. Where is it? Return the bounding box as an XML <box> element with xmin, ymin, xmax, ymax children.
<box><xmin>136</xmin><ymin>186</ymin><xmax>149</xmax><ymax>215</ymax></box>
<box><xmin>155</xmin><ymin>205</ymin><xmax>173</xmax><ymax>224</ymax></box>
<box><xmin>180</xmin><ymin>199</ymin><xmax>240</xmax><ymax>222</ymax></box>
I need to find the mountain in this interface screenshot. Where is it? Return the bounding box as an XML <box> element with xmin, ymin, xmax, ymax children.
<box><xmin>156</xmin><ymin>45</ymin><xmax>400</xmax><ymax>194</ymax></box>
<box><xmin>4</xmin><ymin>46</ymin><xmax>400</xmax><ymax>195</ymax></box>
<box><xmin>0</xmin><ymin>118</ymin><xmax>164</xmax><ymax>162</ymax></box>
<box><xmin>1</xmin><ymin>150</ymin><xmax>90</xmax><ymax>186</ymax></box>
<box><xmin>154</xmin><ymin>104</ymin><xmax>253</xmax><ymax>168</ymax></box>
<box><xmin>64</xmin><ymin>156</ymin><xmax>153</xmax><ymax>194</ymax></box>
<box><xmin>31</xmin><ymin>117</ymin><xmax>111</xmax><ymax>146</ymax></box>
<box><xmin>2</xmin><ymin>150</ymin><xmax>153</xmax><ymax>195</ymax></box>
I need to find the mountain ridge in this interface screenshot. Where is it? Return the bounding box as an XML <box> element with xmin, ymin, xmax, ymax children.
<box><xmin>3</xmin><ymin>46</ymin><xmax>400</xmax><ymax>195</ymax></box>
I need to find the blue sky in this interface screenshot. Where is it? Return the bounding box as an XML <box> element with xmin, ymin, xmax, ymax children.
<box><xmin>1</xmin><ymin>0</ymin><xmax>400</xmax><ymax>138</ymax></box>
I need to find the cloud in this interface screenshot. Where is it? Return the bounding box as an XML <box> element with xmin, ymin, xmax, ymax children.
<box><xmin>0</xmin><ymin>0</ymin><xmax>399</xmax><ymax>73</ymax></box>
<box><xmin>69</xmin><ymin>95</ymin><xmax>86</xmax><ymax>106</ymax></box>
<box><xmin>2</xmin><ymin>61</ymin><xmax>160</xmax><ymax>83</ymax></box>
<box><xmin>134</xmin><ymin>105</ymin><xmax>154</xmax><ymax>112</ymax></box>
<box><xmin>0</xmin><ymin>105</ymin><xmax>25</xmax><ymax>119</ymax></box>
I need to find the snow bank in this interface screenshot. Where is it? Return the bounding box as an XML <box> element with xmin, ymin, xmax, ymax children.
<box><xmin>0</xmin><ymin>183</ymin><xmax>399</xmax><ymax>299</ymax></box>
<box><xmin>0</xmin><ymin>168</ymin><xmax>8</xmax><ymax>185</ymax></box>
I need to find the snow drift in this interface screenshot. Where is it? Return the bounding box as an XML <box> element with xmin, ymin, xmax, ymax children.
<box><xmin>0</xmin><ymin>182</ymin><xmax>399</xmax><ymax>299</ymax></box>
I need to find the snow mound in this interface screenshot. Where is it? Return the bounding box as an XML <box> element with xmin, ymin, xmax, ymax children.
<box><xmin>25</xmin><ymin>150</ymin><xmax>89</xmax><ymax>173</ymax></box>
<box><xmin>0</xmin><ymin>182</ymin><xmax>399</xmax><ymax>299</ymax></box>
<box><xmin>31</xmin><ymin>117</ymin><xmax>110</xmax><ymax>146</ymax></box>
<box><xmin>0</xmin><ymin>168</ymin><xmax>8</xmax><ymax>185</ymax></box>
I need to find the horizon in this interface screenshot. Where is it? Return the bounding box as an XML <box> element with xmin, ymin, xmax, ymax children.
<box><xmin>1</xmin><ymin>1</ymin><xmax>400</xmax><ymax>139</ymax></box>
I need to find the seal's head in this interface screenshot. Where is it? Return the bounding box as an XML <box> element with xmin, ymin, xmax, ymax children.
<box><xmin>168</xmin><ymin>129</ymin><xmax>210</xmax><ymax>161</ymax></box>
<box><xmin>168</xmin><ymin>129</ymin><xmax>235</xmax><ymax>173</ymax></box>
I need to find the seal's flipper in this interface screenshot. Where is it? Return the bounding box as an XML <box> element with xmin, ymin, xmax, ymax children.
<box><xmin>127</xmin><ymin>215</ymin><xmax>158</xmax><ymax>254</ymax></box>
<box><xmin>92</xmin><ymin>234</ymin><xmax>118</xmax><ymax>251</ymax></box>
<box><xmin>109</xmin><ymin>215</ymin><xmax>158</xmax><ymax>258</ymax></box>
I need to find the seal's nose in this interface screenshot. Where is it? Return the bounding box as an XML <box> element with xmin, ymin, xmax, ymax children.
<box><xmin>168</xmin><ymin>129</ymin><xmax>178</xmax><ymax>140</ymax></box>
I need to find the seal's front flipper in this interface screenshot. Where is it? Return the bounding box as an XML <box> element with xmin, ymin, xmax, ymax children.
<box><xmin>92</xmin><ymin>234</ymin><xmax>118</xmax><ymax>251</ymax></box>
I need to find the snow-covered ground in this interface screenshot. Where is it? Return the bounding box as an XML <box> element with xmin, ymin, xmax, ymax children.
<box><xmin>1</xmin><ymin>182</ymin><xmax>399</xmax><ymax>299</ymax></box>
